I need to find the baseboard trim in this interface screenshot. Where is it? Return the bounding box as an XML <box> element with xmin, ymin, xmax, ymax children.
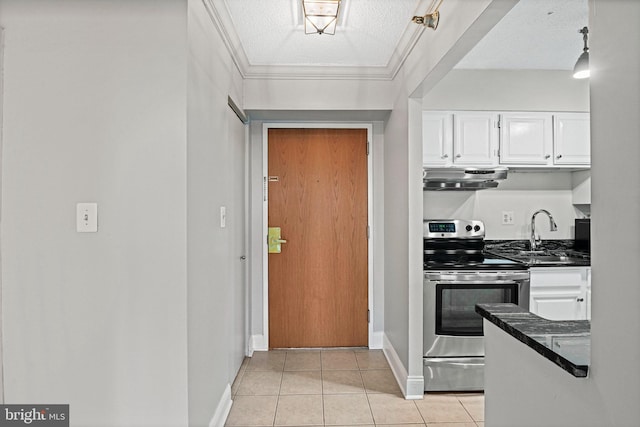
<box><xmin>405</xmin><ymin>375</ymin><xmax>425</xmax><ymax>400</ymax></box>
<box><xmin>208</xmin><ymin>384</ymin><xmax>232</xmax><ymax>427</ymax></box>
<box><xmin>382</xmin><ymin>333</ymin><xmax>408</xmax><ymax>397</ymax></box>
<box><xmin>369</xmin><ymin>331</ymin><xmax>384</xmax><ymax>349</ymax></box>
<box><xmin>249</xmin><ymin>334</ymin><xmax>268</xmax><ymax>355</ymax></box>
<box><xmin>382</xmin><ymin>333</ymin><xmax>424</xmax><ymax>399</ymax></box>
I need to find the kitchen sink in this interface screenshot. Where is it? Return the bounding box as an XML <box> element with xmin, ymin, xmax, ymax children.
<box><xmin>492</xmin><ymin>250</ymin><xmax>589</xmax><ymax>265</ymax></box>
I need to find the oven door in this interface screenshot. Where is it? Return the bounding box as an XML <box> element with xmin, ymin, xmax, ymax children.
<box><xmin>423</xmin><ymin>275</ymin><xmax>526</xmax><ymax>357</ymax></box>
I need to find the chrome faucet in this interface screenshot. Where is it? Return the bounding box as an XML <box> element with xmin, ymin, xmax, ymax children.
<box><xmin>530</xmin><ymin>209</ymin><xmax>558</xmax><ymax>251</ymax></box>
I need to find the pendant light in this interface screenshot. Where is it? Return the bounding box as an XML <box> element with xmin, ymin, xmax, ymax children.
<box><xmin>303</xmin><ymin>0</ymin><xmax>341</xmax><ymax>35</ymax></box>
<box><xmin>573</xmin><ymin>27</ymin><xmax>590</xmax><ymax>79</ymax></box>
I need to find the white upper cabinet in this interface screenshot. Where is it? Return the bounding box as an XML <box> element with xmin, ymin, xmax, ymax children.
<box><xmin>452</xmin><ymin>112</ymin><xmax>499</xmax><ymax>166</ymax></box>
<box><xmin>423</xmin><ymin>110</ymin><xmax>590</xmax><ymax>168</ymax></box>
<box><xmin>499</xmin><ymin>113</ymin><xmax>553</xmax><ymax>165</ymax></box>
<box><xmin>553</xmin><ymin>113</ymin><xmax>591</xmax><ymax>165</ymax></box>
<box><xmin>422</xmin><ymin>112</ymin><xmax>453</xmax><ymax>166</ymax></box>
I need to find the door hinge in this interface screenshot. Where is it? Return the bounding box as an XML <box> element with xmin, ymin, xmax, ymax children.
<box><xmin>366</xmin><ymin>141</ymin><xmax>370</xmax><ymax>156</ymax></box>
<box><xmin>263</xmin><ymin>176</ymin><xmax>267</xmax><ymax>201</ymax></box>
<box><xmin>366</xmin><ymin>225</ymin><xmax>370</xmax><ymax>239</ymax></box>
<box><xmin>367</xmin><ymin>309</ymin><xmax>370</xmax><ymax>323</ymax></box>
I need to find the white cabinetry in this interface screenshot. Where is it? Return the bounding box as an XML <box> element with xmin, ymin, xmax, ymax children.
<box><xmin>529</xmin><ymin>267</ymin><xmax>591</xmax><ymax>321</ymax></box>
<box><xmin>453</xmin><ymin>112</ymin><xmax>499</xmax><ymax>166</ymax></box>
<box><xmin>423</xmin><ymin>110</ymin><xmax>590</xmax><ymax>168</ymax></box>
<box><xmin>422</xmin><ymin>112</ymin><xmax>498</xmax><ymax>167</ymax></box>
<box><xmin>497</xmin><ymin>112</ymin><xmax>590</xmax><ymax>167</ymax></box>
<box><xmin>553</xmin><ymin>113</ymin><xmax>591</xmax><ymax>165</ymax></box>
<box><xmin>422</xmin><ymin>112</ymin><xmax>453</xmax><ymax>166</ymax></box>
<box><xmin>499</xmin><ymin>113</ymin><xmax>553</xmax><ymax>165</ymax></box>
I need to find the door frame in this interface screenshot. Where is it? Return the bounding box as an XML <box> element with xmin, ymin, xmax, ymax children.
<box><xmin>262</xmin><ymin>122</ymin><xmax>375</xmax><ymax>349</ymax></box>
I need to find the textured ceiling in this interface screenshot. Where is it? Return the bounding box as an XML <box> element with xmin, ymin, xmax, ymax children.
<box><xmin>219</xmin><ymin>0</ymin><xmax>589</xmax><ymax>76</ymax></box>
<box><xmin>223</xmin><ymin>0</ymin><xmax>420</xmax><ymax>67</ymax></box>
<box><xmin>456</xmin><ymin>0</ymin><xmax>589</xmax><ymax>70</ymax></box>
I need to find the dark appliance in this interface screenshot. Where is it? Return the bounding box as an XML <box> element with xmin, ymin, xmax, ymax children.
<box><xmin>423</xmin><ymin>219</ymin><xmax>529</xmax><ymax>391</ymax></box>
<box><xmin>574</xmin><ymin>218</ymin><xmax>591</xmax><ymax>252</ymax></box>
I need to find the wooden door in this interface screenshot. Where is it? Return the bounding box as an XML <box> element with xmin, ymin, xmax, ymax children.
<box><xmin>268</xmin><ymin>128</ymin><xmax>368</xmax><ymax>348</ymax></box>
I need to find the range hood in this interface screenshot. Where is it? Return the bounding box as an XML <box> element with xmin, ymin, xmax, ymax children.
<box><xmin>423</xmin><ymin>167</ymin><xmax>508</xmax><ymax>191</ymax></box>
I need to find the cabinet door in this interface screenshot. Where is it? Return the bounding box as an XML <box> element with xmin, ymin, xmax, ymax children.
<box><xmin>423</xmin><ymin>112</ymin><xmax>453</xmax><ymax>166</ymax></box>
<box><xmin>529</xmin><ymin>267</ymin><xmax>589</xmax><ymax>321</ymax></box>
<box><xmin>553</xmin><ymin>113</ymin><xmax>590</xmax><ymax>165</ymax></box>
<box><xmin>453</xmin><ymin>112</ymin><xmax>498</xmax><ymax>166</ymax></box>
<box><xmin>499</xmin><ymin>113</ymin><xmax>553</xmax><ymax>165</ymax></box>
<box><xmin>530</xmin><ymin>290</ymin><xmax>587</xmax><ymax>321</ymax></box>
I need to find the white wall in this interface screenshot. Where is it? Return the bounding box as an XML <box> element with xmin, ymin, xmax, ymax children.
<box><xmin>423</xmin><ymin>69</ymin><xmax>590</xmax><ymax>112</ymax></box>
<box><xmin>424</xmin><ymin>172</ymin><xmax>582</xmax><ymax>240</ymax></box>
<box><xmin>0</xmin><ymin>1</ymin><xmax>247</xmax><ymax>426</ymax></box>
<box><xmin>484</xmin><ymin>1</ymin><xmax>640</xmax><ymax>425</ymax></box>
<box><xmin>0</xmin><ymin>1</ymin><xmax>189</xmax><ymax>425</ymax></box>
<box><xmin>186</xmin><ymin>0</ymin><xmax>246</xmax><ymax>425</ymax></box>
<box><xmin>589</xmin><ymin>0</ymin><xmax>640</xmax><ymax>423</ymax></box>
<box><xmin>243</xmin><ymin>79</ymin><xmax>392</xmax><ymax>112</ymax></box>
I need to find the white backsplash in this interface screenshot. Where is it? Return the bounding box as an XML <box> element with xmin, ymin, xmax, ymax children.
<box><xmin>423</xmin><ymin>171</ymin><xmax>588</xmax><ymax>240</ymax></box>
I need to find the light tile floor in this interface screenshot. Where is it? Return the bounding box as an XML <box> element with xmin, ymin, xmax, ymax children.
<box><xmin>226</xmin><ymin>349</ymin><xmax>484</xmax><ymax>427</ymax></box>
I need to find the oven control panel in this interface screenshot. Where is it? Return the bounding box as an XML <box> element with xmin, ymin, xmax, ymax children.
<box><xmin>424</xmin><ymin>219</ymin><xmax>485</xmax><ymax>239</ymax></box>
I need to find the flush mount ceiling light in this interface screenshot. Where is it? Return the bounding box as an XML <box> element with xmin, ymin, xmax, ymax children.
<box><xmin>573</xmin><ymin>26</ymin><xmax>590</xmax><ymax>79</ymax></box>
<box><xmin>412</xmin><ymin>0</ymin><xmax>444</xmax><ymax>30</ymax></box>
<box><xmin>303</xmin><ymin>0</ymin><xmax>341</xmax><ymax>35</ymax></box>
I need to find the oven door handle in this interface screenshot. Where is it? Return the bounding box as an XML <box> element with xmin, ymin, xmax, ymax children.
<box><xmin>431</xmin><ymin>280</ymin><xmax>519</xmax><ymax>286</ymax></box>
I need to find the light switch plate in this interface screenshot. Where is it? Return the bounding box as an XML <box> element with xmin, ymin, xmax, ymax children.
<box><xmin>77</xmin><ymin>203</ymin><xmax>98</xmax><ymax>232</ymax></box>
<box><xmin>220</xmin><ymin>206</ymin><xmax>226</xmax><ymax>228</ymax></box>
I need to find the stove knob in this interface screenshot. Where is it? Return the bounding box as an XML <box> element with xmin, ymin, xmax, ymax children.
<box><xmin>466</xmin><ymin>225</ymin><xmax>472</xmax><ymax>232</ymax></box>
<box><xmin>474</xmin><ymin>225</ymin><xmax>481</xmax><ymax>232</ymax></box>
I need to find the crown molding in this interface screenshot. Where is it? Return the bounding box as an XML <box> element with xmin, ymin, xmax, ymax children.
<box><xmin>202</xmin><ymin>0</ymin><xmax>430</xmax><ymax>81</ymax></box>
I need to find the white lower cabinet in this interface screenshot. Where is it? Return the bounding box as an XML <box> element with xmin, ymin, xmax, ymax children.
<box><xmin>529</xmin><ymin>267</ymin><xmax>591</xmax><ymax>321</ymax></box>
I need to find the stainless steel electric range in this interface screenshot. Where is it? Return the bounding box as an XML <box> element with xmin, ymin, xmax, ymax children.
<box><xmin>423</xmin><ymin>219</ymin><xmax>530</xmax><ymax>392</ymax></box>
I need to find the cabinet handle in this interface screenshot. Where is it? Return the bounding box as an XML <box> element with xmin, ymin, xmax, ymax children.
<box><xmin>544</xmin><ymin>154</ymin><xmax>551</xmax><ymax>159</ymax></box>
<box><xmin>556</xmin><ymin>154</ymin><xmax>563</xmax><ymax>159</ymax></box>
<box><xmin>455</xmin><ymin>154</ymin><xmax>461</xmax><ymax>158</ymax></box>
<box><xmin>577</xmin><ymin>298</ymin><xmax>584</xmax><ymax>302</ymax></box>
<box><xmin>441</xmin><ymin>154</ymin><xmax>449</xmax><ymax>159</ymax></box>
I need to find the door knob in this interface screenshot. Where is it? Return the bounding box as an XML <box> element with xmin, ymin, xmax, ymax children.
<box><xmin>441</xmin><ymin>154</ymin><xmax>449</xmax><ymax>159</ymax></box>
<box><xmin>556</xmin><ymin>154</ymin><xmax>563</xmax><ymax>159</ymax></box>
<box><xmin>544</xmin><ymin>154</ymin><xmax>551</xmax><ymax>159</ymax></box>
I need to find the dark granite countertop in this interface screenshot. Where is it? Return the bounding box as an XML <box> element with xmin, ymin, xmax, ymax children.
<box><xmin>476</xmin><ymin>303</ymin><xmax>590</xmax><ymax>377</ymax></box>
<box><xmin>486</xmin><ymin>240</ymin><xmax>591</xmax><ymax>267</ymax></box>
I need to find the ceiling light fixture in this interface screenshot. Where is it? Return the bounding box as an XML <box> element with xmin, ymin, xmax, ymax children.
<box><xmin>573</xmin><ymin>26</ymin><xmax>590</xmax><ymax>79</ymax></box>
<box><xmin>303</xmin><ymin>0</ymin><xmax>341</xmax><ymax>35</ymax></box>
<box><xmin>412</xmin><ymin>0</ymin><xmax>444</xmax><ymax>30</ymax></box>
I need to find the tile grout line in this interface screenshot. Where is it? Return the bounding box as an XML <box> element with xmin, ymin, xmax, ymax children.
<box><xmin>272</xmin><ymin>352</ymin><xmax>287</xmax><ymax>427</ymax></box>
<box><xmin>319</xmin><ymin>350</ymin><xmax>323</xmax><ymax>426</ymax></box>
<box><xmin>457</xmin><ymin>394</ymin><xmax>481</xmax><ymax>425</ymax></box>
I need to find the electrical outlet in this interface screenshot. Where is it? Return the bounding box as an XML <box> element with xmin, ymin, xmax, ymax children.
<box><xmin>502</xmin><ymin>211</ymin><xmax>514</xmax><ymax>225</ymax></box>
